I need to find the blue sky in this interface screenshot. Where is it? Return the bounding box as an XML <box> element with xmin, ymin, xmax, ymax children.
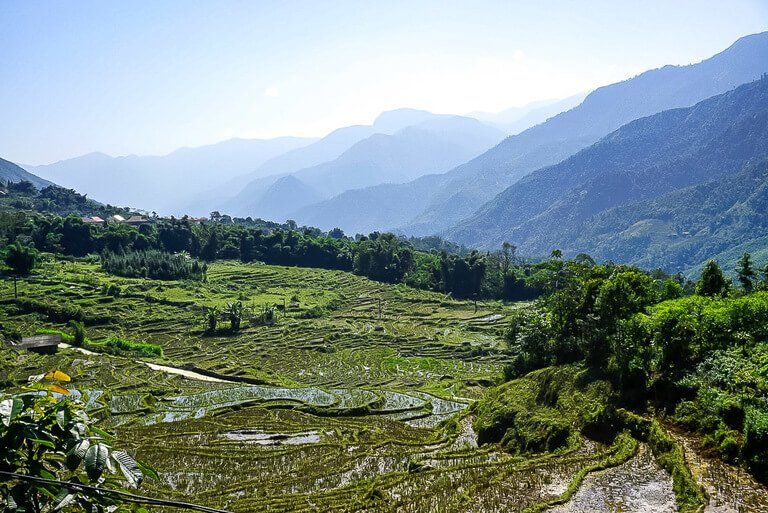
<box><xmin>1</xmin><ymin>1</ymin><xmax>767</xmax><ymax>165</ymax></box>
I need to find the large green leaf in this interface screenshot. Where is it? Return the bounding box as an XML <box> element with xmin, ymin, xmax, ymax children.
<box><xmin>0</xmin><ymin>398</ymin><xmax>22</xmax><ymax>427</ymax></box>
<box><xmin>66</xmin><ymin>439</ymin><xmax>90</xmax><ymax>471</ymax></box>
<box><xmin>51</xmin><ymin>488</ymin><xmax>76</xmax><ymax>511</ymax></box>
<box><xmin>112</xmin><ymin>450</ymin><xmax>143</xmax><ymax>487</ymax></box>
<box><xmin>84</xmin><ymin>443</ymin><xmax>108</xmax><ymax>481</ymax></box>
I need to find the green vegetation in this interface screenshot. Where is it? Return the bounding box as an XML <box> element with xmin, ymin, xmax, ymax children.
<box><xmin>2</xmin><ymin>243</ymin><xmax>767</xmax><ymax>510</ymax></box>
<box><xmin>495</xmin><ymin>252</ymin><xmax>768</xmax><ymax>492</ymax></box>
<box><xmin>0</xmin><ymin>371</ymin><xmax>153</xmax><ymax>512</ymax></box>
<box><xmin>0</xmin><ymin>179</ymin><xmax>131</xmax><ymax>218</ymax></box>
<box><xmin>103</xmin><ymin>335</ymin><xmax>163</xmax><ymax>358</ymax></box>
<box><xmin>474</xmin><ymin>366</ymin><xmax>610</xmax><ymax>452</ymax></box>
<box><xmin>1</xmin><ymin>208</ymin><xmax>636</xmax><ymax>302</ymax></box>
<box><xmin>101</xmin><ymin>249</ymin><xmax>207</xmax><ymax>281</ymax></box>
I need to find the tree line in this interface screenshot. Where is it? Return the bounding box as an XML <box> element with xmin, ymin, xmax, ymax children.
<box><xmin>0</xmin><ymin>211</ymin><xmax>605</xmax><ymax>299</ymax></box>
<box><xmin>502</xmin><ymin>254</ymin><xmax>768</xmax><ymax>480</ymax></box>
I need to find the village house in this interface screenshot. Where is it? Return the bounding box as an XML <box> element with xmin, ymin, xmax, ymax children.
<box><xmin>81</xmin><ymin>216</ymin><xmax>106</xmax><ymax>226</ymax></box>
<box><xmin>125</xmin><ymin>215</ymin><xmax>150</xmax><ymax>226</ymax></box>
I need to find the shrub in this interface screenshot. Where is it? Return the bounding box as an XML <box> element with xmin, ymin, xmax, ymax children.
<box><xmin>104</xmin><ymin>335</ymin><xmax>163</xmax><ymax>358</ymax></box>
<box><xmin>744</xmin><ymin>405</ymin><xmax>768</xmax><ymax>479</ymax></box>
<box><xmin>69</xmin><ymin>320</ymin><xmax>86</xmax><ymax>346</ymax></box>
<box><xmin>101</xmin><ymin>250</ymin><xmax>206</xmax><ymax>281</ymax></box>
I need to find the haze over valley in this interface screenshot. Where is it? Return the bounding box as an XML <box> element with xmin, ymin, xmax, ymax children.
<box><xmin>3</xmin><ymin>3</ymin><xmax>768</xmax><ymax>513</ymax></box>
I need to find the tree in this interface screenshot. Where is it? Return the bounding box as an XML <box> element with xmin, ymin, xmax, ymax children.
<box><xmin>736</xmin><ymin>252</ymin><xmax>756</xmax><ymax>293</ymax></box>
<box><xmin>550</xmin><ymin>249</ymin><xmax>563</xmax><ymax>260</ymax></box>
<box><xmin>501</xmin><ymin>242</ymin><xmax>516</xmax><ymax>276</ymax></box>
<box><xmin>4</xmin><ymin>242</ymin><xmax>38</xmax><ymax>298</ymax></box>
<box><xmin>0</xmin><ymin>372</ymin><xmax>154</xmax><ymax>512</ymax></box>
<box><xmin>440</xmin><ymin>251</ymin><xmax>487</xmax><ymax>298</ymax></box>
<box><xmin>205</xmin><ymin>306</ymin><xmax>219</xmax><ymax>333</ymax></box>
<box><xmin>760</xmin><ymin>263</ymin><xmax>768</xmax><ymax>291</ymax></box>
<box><xmin>200</xmin><ymin>230</ymin><xmax>219</xmax><ymax>261</ymax></box>
<box><xmin>239</xmin><ymin>233</ymin><xmax>256</xmax><ymax>262</ymax></box>
<box><xmin>697</xmin><ymin>260</ymin><xmax>727</xmax><ymax>297</ymax></box>
<box><xmin>68</xmin><ymin>320</ymin><xmax>86</xmax><ymax>346</ymax></box>
<box><xmin>224</xmin><ymin>301</ymin><xmax>244</xmax><ymax>332</ymax></box>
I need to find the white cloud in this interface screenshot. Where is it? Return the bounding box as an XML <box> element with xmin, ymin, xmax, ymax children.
<box><xmin>264</xmin><ymin>86</ymin><xmax>280</xmax><ymax>98</ymax></box>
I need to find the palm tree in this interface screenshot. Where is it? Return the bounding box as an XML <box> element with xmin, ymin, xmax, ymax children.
<box><xmin>205</xmin><ymin>306</ymin><xmax>219</xmax><ymax>333</ymax></box>
<box><xmin>224</xmin><ymin>301</ymin><xmax>244</xmax><ymax>332</ymax></box>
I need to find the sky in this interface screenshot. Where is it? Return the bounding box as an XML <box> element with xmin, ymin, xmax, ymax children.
<box><xmin>1</xmin><ymin>1</ymin><xmax>767</xmax><ymax>165</ymax></box>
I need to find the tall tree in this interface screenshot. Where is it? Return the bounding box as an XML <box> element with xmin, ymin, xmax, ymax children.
<box><xmin>4</xmin><ymin>241</ymin><xmax>38</xmax><ymax>298</ymax></box>
<box><xmin>697</xmin><ymin>260</ymin><xmax>727</xmax><ymax>297</ymax></box>
<box><xmin>501</xmin><ymin>242</ymin><xmax>516</xmax><ymax>276</ymax></box>
<box><xmin>736</xmin><ymin>252</ymin><xmax>756</xmax><ymax>292</ymax></box>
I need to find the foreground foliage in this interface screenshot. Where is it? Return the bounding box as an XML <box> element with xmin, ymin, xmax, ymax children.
<box><xmin>0</xmin><ymin>372</ymin><xmax>151</xmax><ymax>513</ymax></box>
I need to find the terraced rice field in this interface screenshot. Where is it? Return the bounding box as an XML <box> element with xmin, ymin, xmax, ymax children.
<box><xmin>1</xmin><ymin>257</ymin><xmax>765</xmax><ymax>512</ymax></box>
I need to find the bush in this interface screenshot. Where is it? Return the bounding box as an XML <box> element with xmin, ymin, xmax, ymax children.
<box><xmin>298</xmin><ymin>305</ymin><xmax>326</xmax><ymax>319</ymax></box>
<box><xmin>475</xmin><ymin>365</ymin><xmax>610</xmax><ymax>453</ymax></box>
<box><xmin>104</xmin><ymin>335</ymin><xmax>163</xmax><ymax>358</ymax></box>
<box><xmin>101</xmin><ymin>250</ymin><xmax>206</xmax><ymax>281</ymax></box>
<box><xmin>744</xmin><ymin>405</ymin><xmax>768</xmax><ymax>479</ymax></box>
<box><xmin>69</xmin><ymin>320</ymin><xmax>86</xmax><ymax>346</ymax></box>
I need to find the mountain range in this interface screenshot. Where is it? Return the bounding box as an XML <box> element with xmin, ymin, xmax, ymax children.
<box><xmin>29</xmin><ymin>136</ymin><xmax>315</xmax><ymax>212</ymax></box>
<box><xmin>7</xmin><ymin>31</ymin><xmax>768</xmax><ymax>276</ymax></box>
<box><xmin>221</xmin><ymin>114</ymin><xmax>505</xmax><ymax>220</ymax></box>
<box><xmin>447</xmin><ymin>76</ymin><xmax>768</xmax><ymax>267</ymax></box>
<box><xmin>294</xmin><ymin>31</ymin><xmax>768</xmax><ymax>236</ymax></box>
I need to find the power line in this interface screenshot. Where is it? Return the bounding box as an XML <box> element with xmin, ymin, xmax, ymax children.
<box><xmin>0</xmin><ymin>471</ymin><xmax>234</xmax><ymax>513</ymax></box>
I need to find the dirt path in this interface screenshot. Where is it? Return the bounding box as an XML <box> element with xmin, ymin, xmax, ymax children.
<box><xmin>60</xmin><ymin>343</ymin><xmax>234</xmax><ymax>383</ymax></box>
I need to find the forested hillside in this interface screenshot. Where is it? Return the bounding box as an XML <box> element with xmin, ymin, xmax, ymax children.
<box><xmin>298</xmin><ymin>31</ymin><xmax>768</xmax><ymax>236</ymax></box>
<box><xmin>448</xmin><ymin>76</ymin><xmax>768</xmax><ymax>274</ymax></box>
<box><xmin>0</xmin><ymin>157</ymin><xmax>52</xmax><ymax>189</ymax></box>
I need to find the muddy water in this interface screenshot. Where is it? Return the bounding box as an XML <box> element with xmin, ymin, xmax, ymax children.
<box><xmin>670</xmin><ymin>430</ymin><xmax>768</xmax><ymax>513</ymax></box>
<box><xmin>549</xmin><ymin>444</ymin><xmax>676</xmax><ymax>513</ymax></box>
<box><xmin>220</xmin><ymin>429</ymin><xmax>322</xmax><ymax>445</ymax></box>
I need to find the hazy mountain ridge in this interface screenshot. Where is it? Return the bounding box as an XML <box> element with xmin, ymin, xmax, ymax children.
<box><xmin>300</xmin><ymin>31</ymin><xmax>768</xmax><ymax>238</ymax></box>
<box><xmin>0</xmin><ymin>157</ymin><xmax>53</xmax><ymax>189</ymax></box>
<box><xmin>446</xmin><ymin>76</ymin><xmax>768</xmax><ymax>272</ymax></box>
<box><xmin>30</xmin><ymin>136</ymin><xmax>314</xmax><ymax>213</ymax></box>
<box><xmin>226</xmin><ymin>115</ymin><xmax>505</xmax><ymax>221</ymax></box>
<box><xmin>470</xmin><ymin>93</ymin><xmax>588</xmax><ymax>134</ymax></box>
<box><xmin>402</xmin><ymin>30</ymin><xmax>768</xmax><ymax>234</ymax></box>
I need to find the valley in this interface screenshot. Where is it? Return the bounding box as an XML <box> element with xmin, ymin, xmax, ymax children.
<box><xmin>3</xmin><ymin>255</ymin><xmax>768</xmax><ymax>512</ymax></box>
<box><xmin>3</xmin><ymin>10</ymin><xmax>768</xmax><ymax>513</ymax></box>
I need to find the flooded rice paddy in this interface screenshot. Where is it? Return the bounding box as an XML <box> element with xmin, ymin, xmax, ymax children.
<box><xmin>2</xmin><ymin>260</ymin><xmax>767</xmax><ymax>512</ymax></box>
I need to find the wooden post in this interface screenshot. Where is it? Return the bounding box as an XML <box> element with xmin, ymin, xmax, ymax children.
<box><xmin>473</xmin><ymin>295</ymin><xmax>477</xmax><ymax>313</ymax></box>
<box><xmin>13</xmin><ymin>276</ymin><xmax>17</xmax><ymax>299</ymax></box>
<box><xmin>378</xmin><ymin>297</ymin><xmax>382</xmax><ymax>320</ymax></box>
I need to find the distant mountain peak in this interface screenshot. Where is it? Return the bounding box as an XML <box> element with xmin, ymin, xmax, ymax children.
<box><xmin>372</xmin><ymin>108</ymin><xmax>438</xmax><ymax>133</ymax></box>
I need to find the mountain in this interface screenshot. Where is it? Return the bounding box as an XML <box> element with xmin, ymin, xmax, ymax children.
<box><xmin>236</xmin><ymin>109</ymin><xmax>441</xmax><ymax>182</ymax></box>
<box><xmin>446</xmin><ymin>76</ymin><xmax>768</xmax><ymax>268</ymax></box>
<box><xmin>304</xmin><ymin>31</ymin><xmax>768</xmax><ymax>238</ymax></box>
<box><xmin>471</xmin><ymin>93</ymin><xmax>587</xmax><ymax>135</ymax></box>
<box><xmin>189</xmin><ymin>108</ymin><xmax>449</xmax><ymax>217</ymax></box>
<box><xmin>575</xmin><ymin>158</ymin><xmax>768</xmax><ymax>276</ymax></box>
<box><xmin>30</xmin><ymin>136</ymin><xmax>314</xmax><ymax>213</ymax></box>
<box><xmin>227</xmin><ymin>115</ymin><xmax>505</xmax><ymax>221</ymax></box>
<box><xmin>293</xmin><ymin>175</ymin><xmax>436</xmax><ymax>234</ymax></box>
<box><xmin>295</xmin><ymin>116</ymin><xmax>505</xmax><ymax>196</ymax></box>
<box><xmin>243</xmin><ymin>175</ymin><xmax>323</xmax><ymax>223</ymax></box>
<box><xmin>404</xmin><ymin>31</ymin><xmax>768</xmax><ymax>234</ymax></box>
<box><xmin>0</xmin><ymin>157</ymin><xmax>53</xmax><ymax>189</ymax></box>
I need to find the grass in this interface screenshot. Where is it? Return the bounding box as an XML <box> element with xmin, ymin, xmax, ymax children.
<box><xmin>0</xmin><ymin>255</ymin><xmax>724</xmax><ymax>512</ymax></box>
